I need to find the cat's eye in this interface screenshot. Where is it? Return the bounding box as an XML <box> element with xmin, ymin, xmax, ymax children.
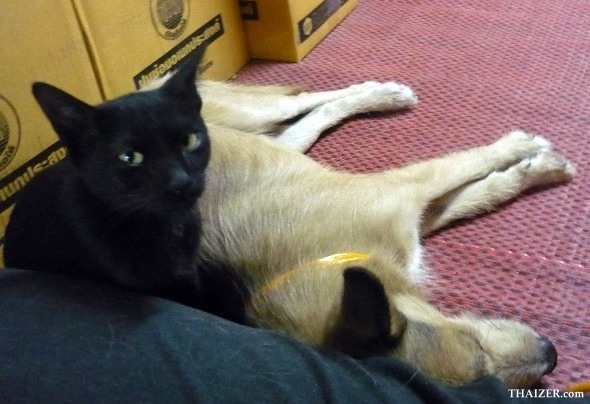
<box><xmin>118</xmin><ymin>151</ymin><xmax>144</xmax><ymax>166</ymax></box>
<box><xmin>184</xmin><ymin>133</ymin><xmax>201</xmax><ymax>152</ymax></box>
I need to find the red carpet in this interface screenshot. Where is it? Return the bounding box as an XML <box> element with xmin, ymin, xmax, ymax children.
<box><xmin>234</xmin><ymin>0</ymin><xmax>590</xmax><ymax>390</ymax></box>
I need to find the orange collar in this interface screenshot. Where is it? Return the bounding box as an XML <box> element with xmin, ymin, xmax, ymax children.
<box><xmin>255</xmin><ymin>253</ymin><xmax>369</xmax><ymax>298</ymax></box>
<box><xmin>566</xmin><ymin>380</ymin><xmax>590</xmax><ymax>393</ymax></box>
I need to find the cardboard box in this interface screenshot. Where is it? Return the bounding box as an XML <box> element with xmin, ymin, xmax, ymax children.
<box><xmin>73</xmin><ymin>0</ymin><xmax>250</xmax><ymax>98</ymax></box>
<box><xmin>239</xmin><ymin>0</ymin><xmax>357</xmax><ymax>61</ymax></box>
<box><xmin>0</xmin><ymin>2</ymin><xmax>103</xmax><ymax>263</ymax></box>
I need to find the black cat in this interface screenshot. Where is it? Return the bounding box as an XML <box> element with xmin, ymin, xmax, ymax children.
<box><xmin>4</xmin><ymin>51</ymin><xmax>210</xmax><ymax>308</ymax></box>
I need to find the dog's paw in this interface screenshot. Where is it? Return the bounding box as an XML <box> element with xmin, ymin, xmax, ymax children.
<box><xmin>517</xmin><ymin>151</ymin><xmax>575</xmax><ymax>187</ymax></box>
<box><xmin>494</xmin><ymin>130</ymin><xmax>552</xmax><ymax>159</ymax></box>
<box><xmin>379</xmin><ymin>82</ymin><xmax>418</xmax><ymax>105</ymax></box>
<box><xmin>353</xmin><ymin>82</ymin><xmax>418</xmax><ymax>113</ymax></box>
<box><xmin>505</xmin><ymin>130</ymin><xmax>551</xmax><ymax>149</ymax></box>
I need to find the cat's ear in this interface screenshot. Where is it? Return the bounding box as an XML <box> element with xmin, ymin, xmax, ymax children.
<box><xmin>161</xmin><ymin>46</ymin><xmax>205</xmax><ymax>99</ymax></box>
<box><xmin>32</xmin><ymin>82</ymin><xmax>96</xmax><ymax>161</ymax></box>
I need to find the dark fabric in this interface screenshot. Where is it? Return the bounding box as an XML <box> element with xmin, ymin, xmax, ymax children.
<box><xmin>234</xmin><ymin>0</ymin><xmax>590</xmax><ymax>389</ymax></box>
<box><xmin>0</xmin><ymin>268</ymin><xmax>572</xmax><ymax>404</ymax></box>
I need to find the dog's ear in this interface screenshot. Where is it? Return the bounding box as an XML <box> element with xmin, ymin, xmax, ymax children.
<box><xmin>32</xmin><ymin>82</ymin><xmax>97</xmax><ymax>163</ymax></box>
<box><xmin>326</xmin><ymin>267</ymin><xmax>406</xmax><ymax>358</ymax></box>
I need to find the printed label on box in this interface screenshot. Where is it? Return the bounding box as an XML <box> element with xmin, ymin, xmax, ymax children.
<box><xmin>298</xmin><ymin>0</ymin><xmax>349</xmax><ymax>43</ymax></box>
<box><xmin>239</xmin><ymin>1</ymin><xmax>259</xmax><ymax>21</ymax></box>
<box><xmin>134</xmin><ymin>14</ymin><xmax>225</xmax><ymax>89</ymax></box>
<box><xmin>0</xmin><ymin>95</ymin><xmax>20</xmax><ymax>174</ymax></box>
<box><xmin>0</xmin><ymin>141</ymin><xmax>66</xmax><ymax>214</ymax></box>
<box><xmin>150</xmin><ymin>0</ymin><xmax>190</xmax><ymax>40</ymax></box>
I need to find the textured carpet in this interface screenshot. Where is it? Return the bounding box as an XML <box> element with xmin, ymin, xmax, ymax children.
<box><xmin>234</xmin><ymin>0</ymin><xmax>590</xmax><ymax>390</ymax></box>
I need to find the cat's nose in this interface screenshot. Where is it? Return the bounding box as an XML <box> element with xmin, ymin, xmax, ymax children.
<box><xmin>168</xmin><ymin>169</ymin><xmax>192</xmax><ymax>196</ymax></box>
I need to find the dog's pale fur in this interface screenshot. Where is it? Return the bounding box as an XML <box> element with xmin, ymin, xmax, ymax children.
<box><xmin>167</xmin><ymin>78</ymin><xmax>572</xmax><ymax>387</ymax></box>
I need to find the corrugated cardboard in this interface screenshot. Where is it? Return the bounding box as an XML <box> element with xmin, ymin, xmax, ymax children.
<box><xmin>239</xmin><ymin>0</ymin><xmax>357</xmax><ymax>61</ymax></box>
<box><xmin>0</xmin><ymin>2</ymin><xmax>103</xmax><ymax>263</ymax></box>
<box><xmin>73</xmin><ymin>0</ymin><xmax>250</xmax><ymax>98</ymax></box>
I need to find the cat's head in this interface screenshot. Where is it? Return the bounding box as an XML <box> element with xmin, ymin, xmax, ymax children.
<box><xmin>32</xmin><ymin>49</ymin><xmax>210</xmax><ymax>217</ymax></box>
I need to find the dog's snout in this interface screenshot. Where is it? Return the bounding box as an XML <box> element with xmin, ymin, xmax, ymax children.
<box><xmin>538</xmin><ymin>337</ymin><xmax>558</xmax><ymax>375</ymax></box>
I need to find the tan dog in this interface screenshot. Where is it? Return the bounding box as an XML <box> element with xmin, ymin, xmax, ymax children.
<box><xmin>193</xmin><ymin>79</ymin><xmax>574</xmax><ymax>388</ymax></box>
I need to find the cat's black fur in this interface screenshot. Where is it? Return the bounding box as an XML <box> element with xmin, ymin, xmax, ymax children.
<box><xmin>4</xmin><ymin>51</ymin><xmax>211</xmax><ymax>308</ymax></box>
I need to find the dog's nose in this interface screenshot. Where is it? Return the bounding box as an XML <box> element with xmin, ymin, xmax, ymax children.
<box><xmin>538</xmin><ymin>337</ymin><xmax>558</xmax><ymax>375</ymax></box>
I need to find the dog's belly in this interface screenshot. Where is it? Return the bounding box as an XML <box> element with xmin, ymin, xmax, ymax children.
<box><xmin>200</xmin><ymin>182</ymin><xmax>425</xmax><ymax>289</ymax></box>
<box><xmin>200</xmin><ymin>129</ymin><xmax>426</xmax><ymax>286</ymax></box>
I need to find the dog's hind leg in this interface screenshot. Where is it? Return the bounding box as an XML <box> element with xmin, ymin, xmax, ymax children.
<box><xmin>421</xmin><ymin>150</ymin><xmax>574</xmax><ymax>234</ymax></box>
<box><xmin>388</xmin><ymin>131</ymin><xmax>558</xmax><ymax>198</ymax></box>
<box><xmin>200</xmin><ymin>81</ymin><xmax>416</xmax><ymax>152</ymax></box>
<box><xmin>276</xmin><ymin>82</ymin><xmax>417</xmax><ymax>152</ymax></box>
<box><xmin>377</xmin><ymin>130</ymin><xmax>573</xmax><ymax>234</ymax></box>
